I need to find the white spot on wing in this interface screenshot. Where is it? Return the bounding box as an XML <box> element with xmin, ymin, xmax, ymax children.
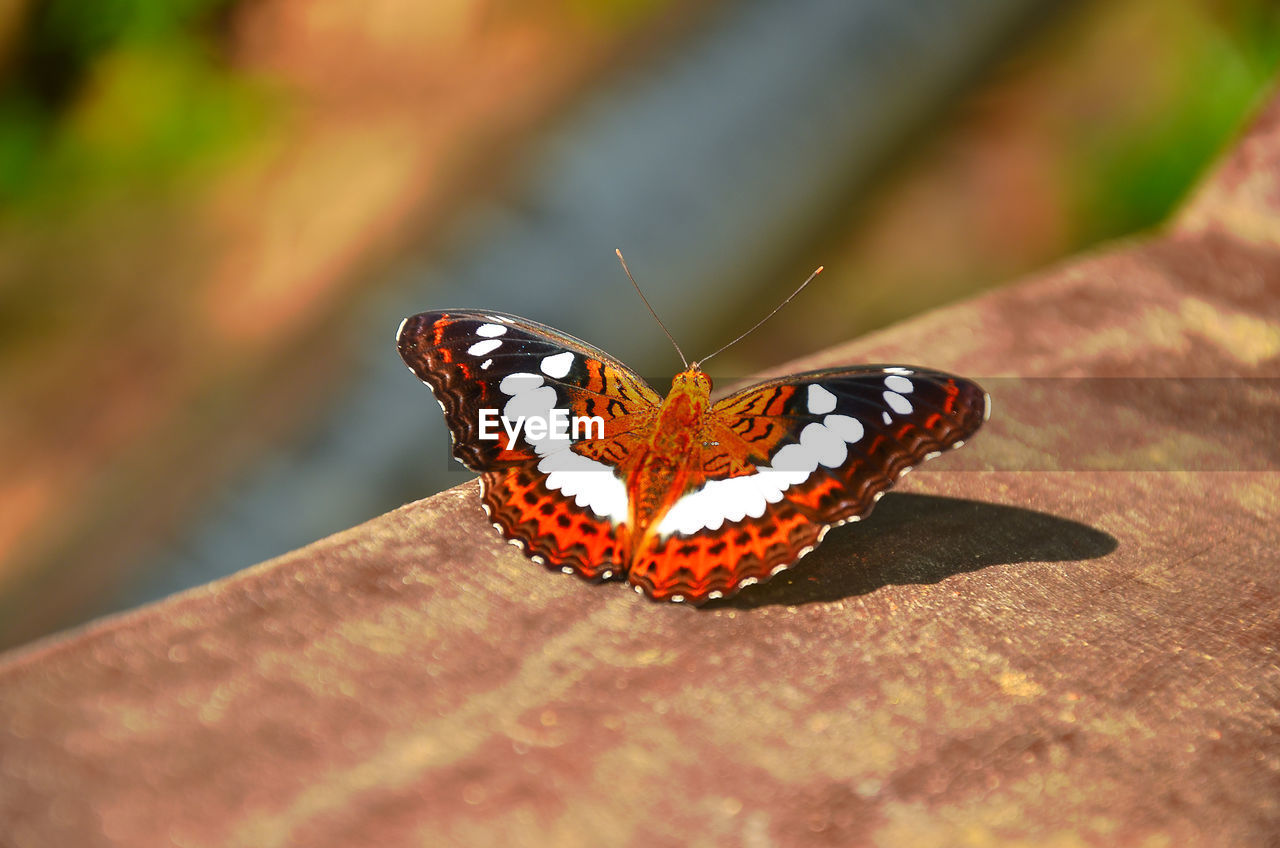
<box><xmin>882</xmin><ymin>411</ymin><xmax>892</xmax><ymax>425</ymax></box>
<box><xmin>500</xmin><ymin>373</ymin><xmax>540</xmax><ymax>395</ymax></box>
<box><xmin>885</xmin><ymin>367</ymin><xmax>913</xmax><ymax>375</ymax></box>
<box><xmin>476</xmin><ymin>323</ymin><xmax>507</xmax><ymax>338</ymax></box>
<box><xmin>885</xmin><ymin>375</ymin><xmax>913</xmax><ymax>394</ymax></box>
<box><xmin>884</xmin><ymin>390</ymin><xmax>913</xmax><ymax>415</ymax></box>
<box><xmin>540</xmin><ymin>351</ymin><xmax>575</xmax><ymax>379</ymax></box>
<box><xmin>481</xmin><ymin>358</ymin><xmax>493</xmax><ymax>370</ymax></box>
<box><xmin>984</xmin><ymin>393</ymin><xmax>992</xmax><ymax>421</ymax></box>
<box><xmin>807</xmin><ymin>384</ymin><xmax>837</xmax><ymax>414</ymax></box>
<box><xmin>468</xmin><ymin>338</ymin><xmax>502</xmax><ymax>357</ymax></box>
<box><xmin>804</xmin><ymin>422</ymin><xmax>848</xmax><ymax>468</ymax></box>
<box><xmin>823</xmin><ymin>414</ymin><xmax>863</xmax><ymax>443</ymax></box>
<box><xmin>708</xmin><ymin>590</ymin><xmax>723</xmax><ymax>600</ymax></box>
<box><xmin>396</xmin><ymin>316</ymin><xmax>409</xmax><ymax>341</ymax></box>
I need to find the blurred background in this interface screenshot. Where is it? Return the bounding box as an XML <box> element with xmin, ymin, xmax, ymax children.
<box><xmin>1</xmin><ymin>0</ymin><xmax>1277</xmax><ymax>650</ymax></box>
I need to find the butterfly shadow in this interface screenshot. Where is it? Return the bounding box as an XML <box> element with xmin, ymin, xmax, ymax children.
<box><xmin>711</xmin><ymin>493</ymin><xmax>1118</xmax><ymax>610</ymax></box>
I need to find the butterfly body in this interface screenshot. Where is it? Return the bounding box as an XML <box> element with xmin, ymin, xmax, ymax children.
<box><xmin>624</xmin><ymin>369</ymin><xmax>712</xmax><ymax>544</ymax></box>
<box><xmin>398</xmin><ymin>309</ymin><xmax>988</xmax><ymax>604</ymax></box>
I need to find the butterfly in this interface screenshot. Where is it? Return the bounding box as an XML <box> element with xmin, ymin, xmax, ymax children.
<box><xmin>397</xmin><ymin>302</ymin><xmax>989</xmax><ymax>604</ymax></box>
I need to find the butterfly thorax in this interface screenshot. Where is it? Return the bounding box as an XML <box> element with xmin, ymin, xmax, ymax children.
<box><xmin>624</xmin><ymin>368</ymin><xmax>713</xmax><ymax>551</ymax></box>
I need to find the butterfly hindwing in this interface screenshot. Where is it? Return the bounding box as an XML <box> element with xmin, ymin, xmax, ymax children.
<box><xmin>630</xmin><ymin>367</ymin><xmax>988</xmax><ymax>602</ymax></box>
<box><xmin>480</xmin><ymin>465</ymin><xmax>629</xmax><ymax>582</ymax></box>
<box><xmin>630</xmin><ymin>496</ymin><xmax>818</xmax><ymax>602</ymax></box>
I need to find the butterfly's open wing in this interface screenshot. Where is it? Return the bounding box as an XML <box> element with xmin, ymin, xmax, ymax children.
<box><xmin>397</xmin><ymin>310</ymin><xmax>660</xmax><ymax>470</ymax></box>
<box><xmin>397</xmin><ymin>310</ymin><xmax>660</xmax><ymax>579</ymax></box>
<box><xmin>630</xmin><ymin>367</ymin><xmax>988</xmax><ymax>602</ymax></box>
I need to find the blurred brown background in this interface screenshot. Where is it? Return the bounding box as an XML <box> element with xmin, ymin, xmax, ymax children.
<box><xmin>1</xmin><ymin>0</ymin><xmax>1277</xmax><ymax>650</ymax></box>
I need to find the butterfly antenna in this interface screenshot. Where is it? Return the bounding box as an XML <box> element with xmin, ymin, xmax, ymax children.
<box><xmin>697</xmin><ymin>265</ymin><xmax>824</xmax><ymax>367</ymax></box>
<box><xmin>616</xmin><ymin>249</ymin><xmax>689</xmax><ymax>369</ymax></box>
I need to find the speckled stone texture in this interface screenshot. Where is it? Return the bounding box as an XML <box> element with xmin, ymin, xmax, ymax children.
<box><xmin>2</xmin><ymin>97</ymin><xmax>1279</xmax><ymax>848</ymax></box>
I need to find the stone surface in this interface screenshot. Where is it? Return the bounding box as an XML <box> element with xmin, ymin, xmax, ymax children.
<box><xmin>2</xmin><ymin>91</ymin><xmax>1279</xmax><ymax>848</ymax></box>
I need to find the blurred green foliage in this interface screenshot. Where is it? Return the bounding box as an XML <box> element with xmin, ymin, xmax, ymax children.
<box><xmin>0</xmin><ymin>0</ymin><xmax>268</xmax><ymax>212</ymax></box>
<box><xmin>1062</xmin><ymin>1</ymin><xmax>1280</xmax><ymax>243</ymax></box>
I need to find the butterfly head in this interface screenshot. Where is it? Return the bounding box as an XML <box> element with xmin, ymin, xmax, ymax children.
<box><xmin>672</xmin><ymin>366</ymin><xmax>713</xmax><ymax>397</ymax></box>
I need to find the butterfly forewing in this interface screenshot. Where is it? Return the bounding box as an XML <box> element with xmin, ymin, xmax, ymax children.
<box><xmin>397</xmin><ymin>310</ymin><xmax>661</xmax><ymax>471</ymax></box>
